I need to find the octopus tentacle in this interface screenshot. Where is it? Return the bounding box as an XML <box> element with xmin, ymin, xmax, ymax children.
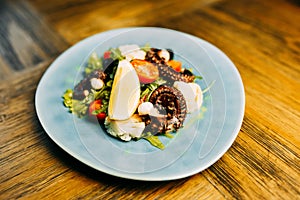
<box><xmin>145</xmin><ymin>48</ymin><xmax>195</xmax><ymax>84</ymax></box>
<box><xmin>73</xmin><ymin>69</ymin><xmax>106</xmax><ymax>100</ymax></box>
<box><xmin>145</xmin><ymin>85</ymin><xmax>187</xmax><ymax>134</ymax></box>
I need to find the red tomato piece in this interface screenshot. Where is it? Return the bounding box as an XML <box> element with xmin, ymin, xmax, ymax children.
<box><xmin>88</xmin><ymin>100</ymin><xmax>106</xmax><ymax>121</ymax></box>
<box><xmin>103</xmin><ymin>51</ymin><xmax>111</xmax><ymax>59</ymax></box>
<box><xmin>131</xmin><ymin>59</ymin><xmax>159</xmax><ymax>84</ymax></box>
<box><xmin>95</xmin><ymin>112</ymin><xmax>106</xmax><ymax>121</ymax></box>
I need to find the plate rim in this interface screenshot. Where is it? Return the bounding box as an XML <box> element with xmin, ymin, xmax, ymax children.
<box><xmin>35</xmin><ymin>27</ymin><xmax>245</xmax><ymax>181</ymax></box>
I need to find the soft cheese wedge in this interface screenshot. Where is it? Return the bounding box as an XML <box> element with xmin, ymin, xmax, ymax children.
<box><xmin>174</xmin><ymin>81</ymin><xmax>203</xmax><ymax>113</ymax></box>
<box><xmin>108</xmin><ymin>60</ymin><xmax>141</xmax><ymax>120</ymax></box>
<box><xmin>105</xmin><ymin>114</ymin><xmax>145</xmax><ymax>141</ymax></box>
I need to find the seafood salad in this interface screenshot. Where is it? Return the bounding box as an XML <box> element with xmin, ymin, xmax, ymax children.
<box><xmin>62</xmin><ymin>44</ymin><xmax>207</xmax><ymax>149</ymax></box>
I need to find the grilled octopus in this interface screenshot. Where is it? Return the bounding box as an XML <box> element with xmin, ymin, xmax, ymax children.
<box><xmin>73</xmin><ymin>69</ymin><xmax>106</xmax><ymax>100</ymax></box>
<box><xmin>72</xmin><ymin>58</ymin><xmax>118</xmax><ymax>100</ymax></box>
<box><xmin>142</xmin><ymin>85</ymin><xmax>187</xmax><ymax>134</ymax></box>
<box><xmin>145</xmin><ymin>48</ymin><xmax>196</xmax><ymax>84</ymax></box>
<box><xmin>141</xmin><ymin>48</ymin><xmax>198</xmax><ymax>134</ymax></box>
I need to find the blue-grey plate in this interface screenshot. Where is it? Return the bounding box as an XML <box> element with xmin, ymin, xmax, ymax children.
<box><xmin>35</xmin><ymin>27</ymin><xmax>245</xmax><ymax>181</ymax></box>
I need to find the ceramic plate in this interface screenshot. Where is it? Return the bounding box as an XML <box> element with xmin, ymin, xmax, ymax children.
<box><xmin>35</xmin><ymin>27</ymin><xmax>245</xmax><ymax>181</ymax></box>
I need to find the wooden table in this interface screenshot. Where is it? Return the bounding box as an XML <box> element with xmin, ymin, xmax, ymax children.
<box><xmin>1</xmin><ymin>0</ymin><xmax>299</xmax><ymax>199</ymax></box>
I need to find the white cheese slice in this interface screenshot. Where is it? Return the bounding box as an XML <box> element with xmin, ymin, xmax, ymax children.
<box><xmin>119</xmin><ymin>44</ymin><xmax>146</xmax><ymax>61</ymax></box>
<box><xmin>105</xmin><ymin>114</ymin><xmax>145</xmax><ymax>141</ymax></box>
<box><xmin>174</xmin><ymin>81</ymin><xmax>203</xmax><ymax>113</ymax></box>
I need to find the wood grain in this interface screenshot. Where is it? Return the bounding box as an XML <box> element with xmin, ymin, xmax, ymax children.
<box><xmin>0</xmin><ymin>0</ymin><xmax>68</xmax><ymax>79</ymax></box>
<box><xmin>1</xmin><ymin>0</ymin><xmax>300</xmax><ymax>199</ymax></box>
<box><xmin>28</xmin><ymin>0</ymin><xmax>222</xmax><ymax>44</ymax></box>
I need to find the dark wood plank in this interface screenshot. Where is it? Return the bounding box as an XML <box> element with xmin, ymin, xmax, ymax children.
<box><xmin>0</xmin><ymin>0</ymin><xmax>68</xmax><ymax>79</ymax></box>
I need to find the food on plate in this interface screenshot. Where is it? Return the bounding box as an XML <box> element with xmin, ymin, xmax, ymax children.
<box><xmin>167</xmin><ymin>60</ymin><xmax>182</xmax><ymax>72</ymax></box>
<box><xmin>105</xmin><ymin>114</ymin><xmax>145</xmax><ymax>141</ymax></box>
<box><xmin>145</xmin><ymin>85</ymin><xmax>187</xmax><ymax>134</ymax></box>
<box><xmin>108</xmin><ymin>60</ymin><xmax>140</xmax><ymax>120</ymax></box>
<box><xmin>173</xmin><ymin>81</ymin><xmax>203</xmax><ymax>113</ymax></box>
<box><xmin>88</xmin><ymin>99</ymin><xmax>106</xmax><ymax>121</ymax></box>
<box><xmin>119</xmin><ymin>44</ymin><xmax>146</xmax><ymax>61</ymax></box>
<box><xmin>131</xmin><ymin>59</ymin><xmax>159</xmax><ymax>84</ymax></box>
<box><xmin>62</xmin><ymin>44</ymin><xmax>209</xmax><ymax>149</ymax></box>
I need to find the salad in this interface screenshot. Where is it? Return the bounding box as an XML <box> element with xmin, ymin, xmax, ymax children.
<box><xmin>62</xmin><ymin>44</ymin><xmax>209</xmax><ymax>149</ymax></box>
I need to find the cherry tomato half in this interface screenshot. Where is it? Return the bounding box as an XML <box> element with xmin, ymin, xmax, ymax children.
<box><xmin>103</xmin><ymin>51</ymin><xmax>111</xmax><ymax>59</ymax></box>
<box><xmin>88</xmin><ymin>100</ymin><xmax>106</xmax><ymax>121</ymax></box>
<box><xmin>131</xmin><ymin>59</ymin><xmax>159</xmax><ymax>84</ymax></box>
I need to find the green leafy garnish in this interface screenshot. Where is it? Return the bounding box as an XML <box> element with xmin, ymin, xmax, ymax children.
<box><xmin>62</xmin><ymin>89</ymin><xmax>89</xmax><ymax>118</ymax></box>
<box><xmin>71</xmin><ymin>99</ymin><xmax>89</xmax><ymax>118</ymax></box>
<box><xmin>140</xmin><ymin>78</ymin><xmax>166</xmax><ymax>101</ymax></box>
<box><xmin>85</xmin><ymin>52</ymin><xmax>103</xmax><ymax>75</ymax></box>
<box><xmin>109</xmin><ymin>48</ymin><xmax>124</xmax><ymax>61</ymax></box>
<box><xmin>163</xmin><ymin>132</ymin><xmax>174</xmax><ymax>139</ymax></box>
<box><xmin>143</xmin><ymin>132</ymin><xmax>165</xmax><ymax>150</ymax></box>
<box><xmin>62</xmin><ymin>89</ymin><xmax>73</xmax><ymax>108</ymax></box>
<box><xmin>202</xmin><ymin>80</ymin><xmax>215</xmax><ymax>94</ymax></box>
<box><xmin>140</xmin><ymin>43</ymin><xmax>151</xmax><ymax>52</ymax></box>
<box><xmin>62</xmin><ymin>82</ymin><xmax>112</xmax><ymax>118</ymax></box>
<box><xmin>194</xmin><ymin>75</ymin><xmax>203</xmax><ymax>80</ymax></box>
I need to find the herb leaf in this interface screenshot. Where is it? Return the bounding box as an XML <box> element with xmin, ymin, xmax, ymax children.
<box><xmin>143</xmin><ymin>134</ymin><xmax>165</xmax><ymax>150</ymax></box>
<box><xmin>202</xmin><ymin>80</ymin><xmax>215</xmax><ymax>94</ymax></box>
<box><xmin>109</xmin><ymin>48</ymin><xmax>124</xmax><ymax>61</ymax></box>
<box><xmin>85</xmin><ymin>52</ymin><xmax>103</xmax><ymax>74</ymax></box>
<box><xmin>62</xmin><ymin>89</ymin><xmax>88</xmax><ymax>118</ymax></box>
<box><xmin>140</xmin><ymin>78</ymin><xmax>166</xmax><ymax>101</ymax></box>
<box><xmin>141</xmin><ymin>130</ymin><xmax>176</xmax><ymax>149</ymax></box>
<box><xmin>140</xmin><ymin>43</ymin><xmax>151</xmax><ymax>52</ymax></box>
